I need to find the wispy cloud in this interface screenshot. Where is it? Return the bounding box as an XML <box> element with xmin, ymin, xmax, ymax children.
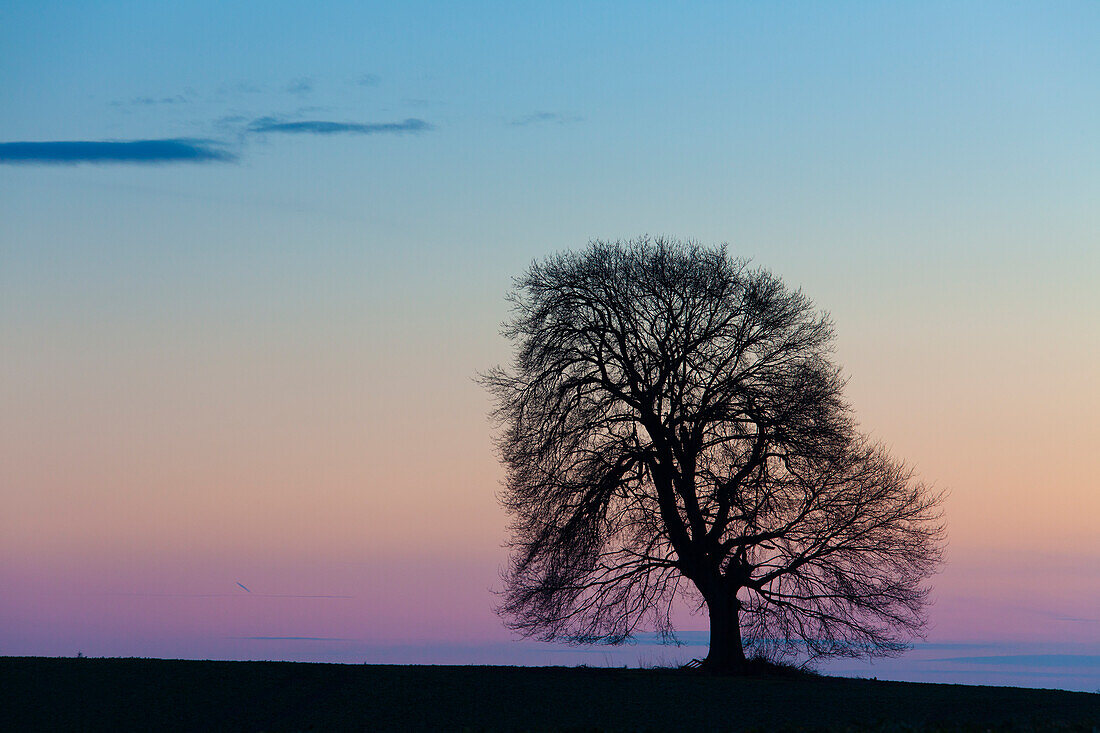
<box><xmin>102</xmin><ymin>591</ymin><xmax>353</xmax><ymax>598</ymax></box>
<box><xmin>356</xmin><ymin>73</ymin><xmax>381</xmax><ymax>87</ymax></box>
<box><xmin>232</xmin><ymin>636</ymin><xmax>355</xmax><ymax>641</ymax></box>
<box><xmin>213</xmin><ymin>81</ymin><xmax>265</xmax><ymax>99</ymax></box>
<box><xmin>909</xmin><ymin>642</ymin><xmax>992</xmax><ymax>650</ymax></box>
<box><xmin>0</xmin><ymin>139</ymin><xmax>236</xmax><ymax>165</ymax></box>
<box><xmin>510</xmin><ymin>111</ymin><xmax>582</xmax><ymax>126</ymax></box>
<box><xmin>285</xmin><ymin>77</ymin><xmax>314</xmax><ymax>96</ymax></box>
<box><xmin>111</xmin><ymin>94</ymin><xmax>190</xmax><ymax>107</ymax></box>
<box><xmin>257</xmin><ymin>594</ymin><xmax>355</xmax><ymax>598</ymax></box>
<box><xmin>929</xmin><ymin>654</ymin><xmax>1100</xmax><ymax>668</ymax></box>
<box><xmin>247</xmin><ymin>117</ymin><xmax>432</xmax><ymax>135</ymax></box>
<box><xmin>214</xmin><ymin>114</ymin><xmax>250</xmax><ymax>130</ymax></box>
<box><xmin>630</xmin><ymin>630</ymin><xmax>708</xmax><ymax>646</ymax></box>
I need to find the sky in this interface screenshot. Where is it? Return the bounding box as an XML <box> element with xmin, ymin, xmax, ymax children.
<box><xmin>1</xmin><ymin>1</ymin><xmax>1098</xmax><ymax>691</ymax></box>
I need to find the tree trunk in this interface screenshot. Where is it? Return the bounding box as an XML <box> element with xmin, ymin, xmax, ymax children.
<box><xmin>703</xmin><ymin>588</ymin><xmax>746</xmax><ymax>673</ymax></box>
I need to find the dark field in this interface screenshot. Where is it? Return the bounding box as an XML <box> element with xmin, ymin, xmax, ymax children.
<box><xmin>2</xmin><ymin>657</ymin><xmax>1097</xmax><ymax>732</ymax></box>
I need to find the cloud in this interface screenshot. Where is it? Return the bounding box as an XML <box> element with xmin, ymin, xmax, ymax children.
<box><xmin>510</xmin><ymin>111</ymin><xmax>582</xmax><ymax>126</ymax></box>
<box><xmin>0</xmin><ymin>139</ymin><xmax>236</xmax><ymax>165</ymax></box>
<box><xmin>285</xmin><ymin>77</ymin><xmax>314</xmax><ymax>95</ymax></box>
<box><xmin>1048</xmin><ymin>612</ymin><xmax>1098</xmax><ymax>623</ymax></box>
<box><xmin>256</xmin><ymin>589</ymin><xmax>352</xmax><ymax>594</ymax></box>
<box><xmin>233</xmin><ymin>636</ymin><xmax>355</xmax><ymax>641</ymax></box>
<box><xmin>630</xmin><ymin>630</ymin><xmax>708</xmax><ymax>646</ymax></box>
<box><xmin>214</xmin><ymin>114</ymin><xmax>249</xmax><ymax>129</ymax></box>
<box><xmin>111</xmin><ymin>94</ymin><xmax>190</xmax><ymax>107</ymax></box>
<box><xmin>213</xmin><ymin>81</ymin><xmax>264</xmax><ymax>99</ymax></box>
<box><xmin>101</xmin><ymin>591</ymin><xmax>352</xmax><ymax>598</ymax></box>
<box><xmin>357</xmin><ymin>73</ymin><xmax>381</xmax><ymax>87</ymax></box>
<box><xmin>247</xmin><ymin>117</ymin><xmax>432</xmax><ymax>135</ymax></box>
<box><xmin>909</xmin><ymin>642</ymin><xmax>991</xmax><ymax>650</ymax></box>
<box><xmin>928</xmin><ymin>654</ymin><xmax>1100</xmax><ymax>668</ymax></box>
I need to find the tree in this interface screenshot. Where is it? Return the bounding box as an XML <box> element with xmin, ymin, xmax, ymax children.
<box><xmin>482</xmin><ymin>237</ymin><xmax>946</xmax><ymax>672</ymax></box>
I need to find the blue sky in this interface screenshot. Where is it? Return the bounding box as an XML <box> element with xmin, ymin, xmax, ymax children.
<box><xmin>2</xmin><ymin>2</ymin><xmax>1098</xmax><ymax>689</ymax></box>
<box><xmin>5</xmin><ymin>2</ymin><xmax>1097</xmax><ymax>292</ymax></box>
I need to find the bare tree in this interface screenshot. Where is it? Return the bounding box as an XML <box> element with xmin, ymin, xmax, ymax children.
<box><xmin>482</xmin><ymin>237</ymin><xmax>945</xmax><ymax>672</ymax></box>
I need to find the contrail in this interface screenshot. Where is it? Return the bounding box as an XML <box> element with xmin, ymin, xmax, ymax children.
<box><xmin>236</xmin><ymin>582</ymin><xmax>252</xmax><ymax>593</ymax></box>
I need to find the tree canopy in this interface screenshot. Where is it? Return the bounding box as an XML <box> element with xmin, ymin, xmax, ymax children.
<box><xmin>483</xmin><ymin>237</ymin><xmax>945</xmax><ymax>671</ymax></box>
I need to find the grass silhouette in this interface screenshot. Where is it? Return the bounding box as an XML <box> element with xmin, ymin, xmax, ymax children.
<box><xmin>2</xmin><ymin>656</ymin><xmax>1097</xmax><ymax>731</ymax></box>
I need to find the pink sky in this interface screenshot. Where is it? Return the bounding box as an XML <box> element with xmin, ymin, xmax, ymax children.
<box><xmin>2</xmin><ymin>247</ymin><xmax>1098</xmax><ymax>690</ymax></box>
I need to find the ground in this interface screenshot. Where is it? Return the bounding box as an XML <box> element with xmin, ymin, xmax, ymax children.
<box><xmin>2</xmin><ymin>657</ymin><xmax>1097</xmax><ymax>731</ymax></box>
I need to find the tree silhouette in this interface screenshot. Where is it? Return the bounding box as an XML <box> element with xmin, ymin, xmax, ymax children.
<box><xmin>483</xmin><ymin>237</ymin><xmax>946</xmax><ymax>672</ymax></box>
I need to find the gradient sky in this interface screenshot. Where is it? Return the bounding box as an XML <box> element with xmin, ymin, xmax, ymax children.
<box><xmin>2</xmin><ymin>2</ymin><xmax>1098</xmax><ymax>691</ymax></box>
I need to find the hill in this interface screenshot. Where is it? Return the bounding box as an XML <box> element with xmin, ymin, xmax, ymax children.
<box><xmin>2</xmin><ymin>657</ymin><xmax>1097</xmax><ymax>731</ymax></box>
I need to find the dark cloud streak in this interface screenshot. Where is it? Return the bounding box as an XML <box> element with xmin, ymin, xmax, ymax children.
<box><xmin>510</xmin><ymin>111</ymin><xmax>582</xmax><ymax>126</ymax></box>
<box><xmin>0</xmin><ymin>139</ymin><xmax>236</xmax><ymax>164</ymax></box>
<box><xmin>248</xmin><ymin>117</ymin><xmax>432</xmax><ymax>135</ymax></box>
